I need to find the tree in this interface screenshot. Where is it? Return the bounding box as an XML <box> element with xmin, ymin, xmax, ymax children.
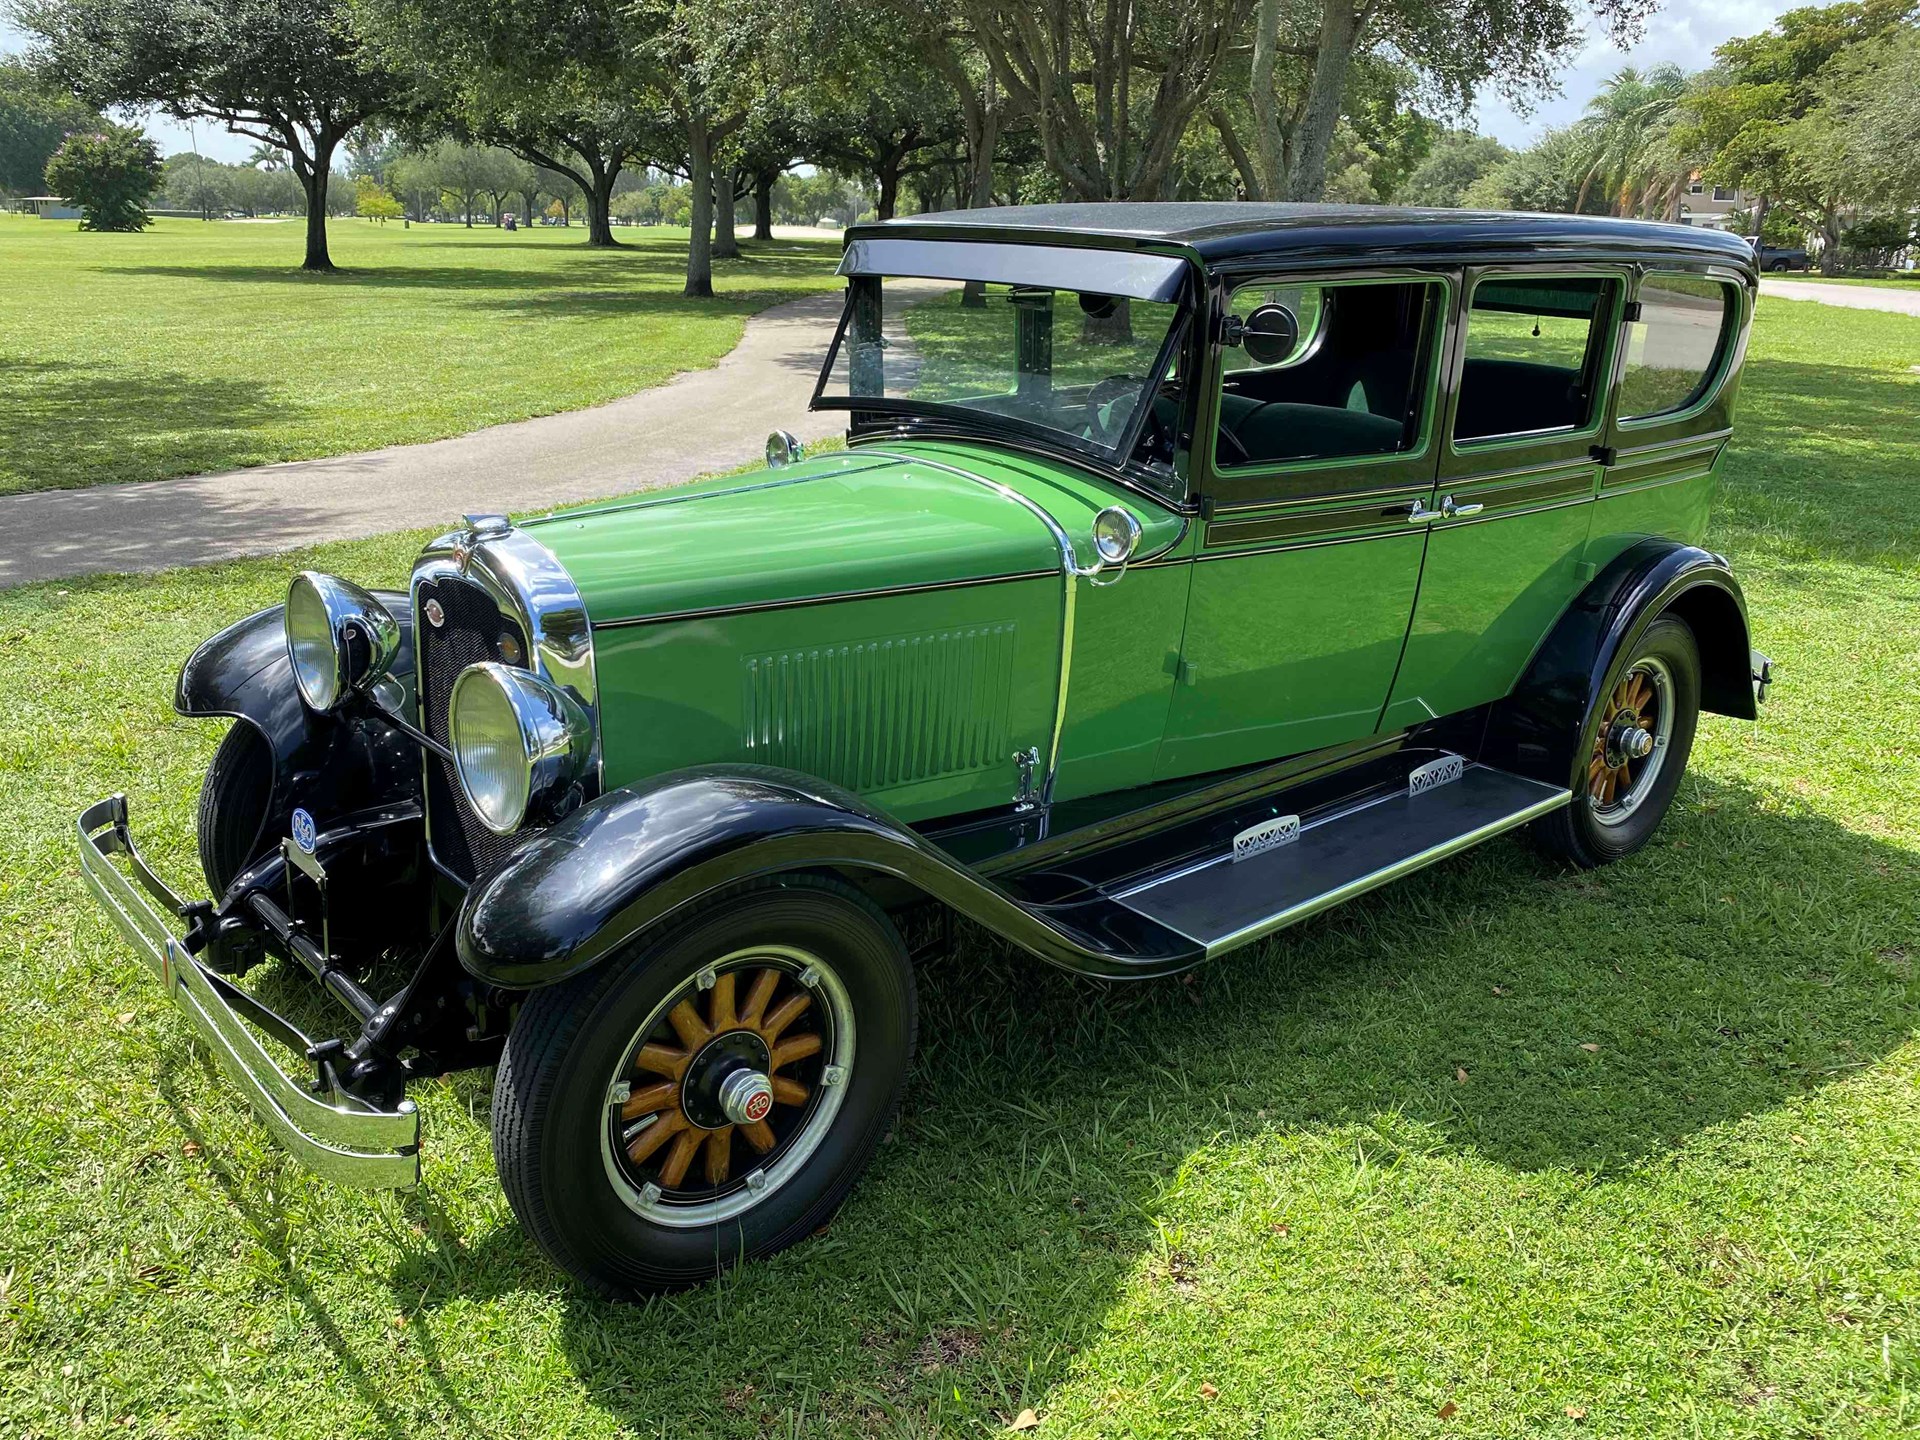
<box><xmin>1804</xmin><ymin>22</ymin><xmax>1920</xmax><ymax>210</ymax></box>
<box><xmin>1461</xmin><ymin>125</ymin><xmax>1605</xmax><ymax>214</ymax></box>
<box><xmin>0</xmin><ymin>57</ymin><xmax>101</xmax><ymax>195</ymax></box>
<box><xmin>1401</xmin><ymin>128</ymin><xmax>1511</xmax><ymax>207</ymax></box>
<box><xmin>353</xmin><ymin>173</ymin><xmax>403</xmax><ymax>221</ymax></box>
<box><xmin>1568</xmin><ymin>64</ymin><xmax>1691</xmax><ymax>217</ymax></box>
<box><xmin>43</xmin><ymin>121</ymin><xmax>158</xmax><ymax>228</ymax></box>
<box><xmin>17</xmin><ymin>0</ymin><xmax>405</xmax><ymax>269</ymax></box>
<box><xmin>1244</xmin><ymin>0</ymin><xmax>1653</xmax><ymax>203</ymax></box>
<box><xmin>161</xmin><ymin>149</ymin><xmax>227</xmax><ymax>217</ymax></box>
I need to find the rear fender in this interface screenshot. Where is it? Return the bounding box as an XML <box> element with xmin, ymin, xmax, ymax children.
<box><xmin>176</xmin><ymin>593</ymin><xmax>423</xmax><ymax>878</ymax></box>
<box><xmin>1484</xmin><ymin>541</ymin><xmax>1756</xmax><ymax>788</ymax></box>
<box><xmin>456</xmin><ymin>767</ymin><xmax>1203</xmax><ymax>989</ymax></box>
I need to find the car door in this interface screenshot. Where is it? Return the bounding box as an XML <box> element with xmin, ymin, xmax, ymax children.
<box><xmin>1155</xmin><ymin>270</ymin><xmax>1451</xmax><ymax>781</ymax></box>
<box><xmin>1380</xmin><ymin>267</ymin><xmax>1625</xmax><ymax>731</ymax></box>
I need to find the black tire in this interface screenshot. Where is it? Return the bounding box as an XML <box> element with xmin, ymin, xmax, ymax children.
<box><xmin>196</xmin><ymin>722</ymin><xmax>275</xmax><ymax>896</ymax></box>
<box><xmin>1531</xmin><ymin>614</ymin><xmax>1701</xmax><ymax>869</ymax></box>
<box><xmin>1768</xmin><ymin>260</ymin><xmax>1789</xmax><ymax>272</ymax></box>
<box><xmin>492</xmin><ymin>874</ymin><xmax>917</xmax><ymax>1297</ymax></box>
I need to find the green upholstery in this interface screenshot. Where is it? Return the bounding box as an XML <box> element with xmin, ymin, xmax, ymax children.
<box><xmin>1223</xmin><ymin>400</ymin><xmax>1403</xmax><ymax>464</ymax></box>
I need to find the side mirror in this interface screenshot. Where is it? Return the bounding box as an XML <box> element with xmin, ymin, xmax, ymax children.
<box><xmin>1240</xmin><ymin>303</ymin><xmax>1300</xmax><ymax>367</ymax></box>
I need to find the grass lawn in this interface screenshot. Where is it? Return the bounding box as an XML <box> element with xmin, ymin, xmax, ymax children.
<box><xmin>1</xmin><ymin>295</ymin><xmax>1917</xmax><ymax>1437</ymax></box>
<box><xmin>0</xmin><ymin>214</ymin><xmax>840</xmax><ymax>496</ymax></box>
<box><xmin>1761</xmin><ymin>273</ymin><xmax>1920</xmax><ymax>287</ymax></box>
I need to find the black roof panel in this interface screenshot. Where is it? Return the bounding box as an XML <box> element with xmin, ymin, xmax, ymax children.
<box><xmin>849</xmin><ymin>202</ymin><xmax>1756</xmax><ymax>270</ymax></box>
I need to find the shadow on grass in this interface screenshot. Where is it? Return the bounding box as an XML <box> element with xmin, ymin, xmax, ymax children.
<box><xmin>0</xmin><ymin>358</ymin><xmax>287</xmax><ymax>495</ymax></box>
<box><xmin>346</xmin><ymin>772</ymin><xmax>1915</xmax><ymax>1430</ymax></box>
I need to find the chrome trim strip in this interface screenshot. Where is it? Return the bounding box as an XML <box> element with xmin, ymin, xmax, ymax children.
<box><xmin>76</xmin><ymin>794</ymin><xmax>420</xmax><ymax>1188</ymax></box>
<box><xmin>589</xmin><ymin>569</ymin><xmax>1059</xmax><ymax>631</ymax></box>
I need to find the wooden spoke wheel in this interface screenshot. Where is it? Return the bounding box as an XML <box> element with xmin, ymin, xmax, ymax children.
<box><xmin>1586</xmin><ymin>655</ymin><xmax>1676</xmax><ymax>828</ymax></box>
<box><xmin>601</xmin><ymin>945</ymin><xmax>854</xmax><ymax>1227</ymax></box>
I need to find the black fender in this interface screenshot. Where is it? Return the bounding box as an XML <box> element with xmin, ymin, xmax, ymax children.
<box><xmin>1484</xmin><ymin>541</ymin><xmax>1757</xmax><ymax>788</ymax></box>
<box><xmin>176</xmin><ymin>592</ymin><xmax>424</xmax><ymax>882</ymax></box>
<box><xmin>456</xmin><ymin>767</ymin><xmax>1203</xmax><ymax>989</ymax></box>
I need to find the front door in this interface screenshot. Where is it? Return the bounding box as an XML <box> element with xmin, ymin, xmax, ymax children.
<box><xmin>1157</xmin><ymin>271</ymin><xmax>1451</xmax><ymax>780</ymax></box>
<box><xmin>1382</xmin><ymin>267</ymin><xmax>1624</xmax><ymax>730</ymax></box>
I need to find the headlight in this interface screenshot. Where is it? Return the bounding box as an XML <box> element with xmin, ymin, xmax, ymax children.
<box><xmin>1092</xmin><ymin>506</ymin><xmax>1142</xmax><ymax>566</ymax></box>
<box><xmin>448</xmin><ymin>662</ymin><xmax>592</xmax><ymax>834</ymax></box>
<box><xmin>285</xmin><ymin>572</ymin><xmax>400</xmax><ymax>712</ymax></box>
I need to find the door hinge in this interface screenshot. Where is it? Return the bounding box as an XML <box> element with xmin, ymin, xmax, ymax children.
<box><xmin>1012</xmin><ymin>745</ymin><xmax>1042</xmax><ymax>810</ymax></box>
<box><xmin>1589</xmin><ymin>444</ymin><xmax>1617</xmax><ymax>467</ymax></box>
<box><xmin>1622</xmin><ymin>300</ymin><xmax>1643</xmax><ymax>323</ymax></box>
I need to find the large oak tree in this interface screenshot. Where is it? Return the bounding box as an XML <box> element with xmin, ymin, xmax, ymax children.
<box><xmin>16</xmin><ymin>0</ymin><xmax>405</xmax><ymax>269</ymax></box>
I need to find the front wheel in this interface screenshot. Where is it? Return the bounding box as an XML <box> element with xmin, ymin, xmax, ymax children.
<box><xmin>1531</xmin><ymin>614</ymin><xmax>1701</xmax><ymax>869</ymax></box>
<box><xmin>492</xmin><ymin>875</ymin><xmax>917</xmax><ymax>1296</ymax></box>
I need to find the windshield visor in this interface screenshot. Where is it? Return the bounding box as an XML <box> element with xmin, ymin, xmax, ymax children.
<box><xmin>816</xmin><ymin>270</ymin><xmax>1187</xmax><ymax>470</ymax></box>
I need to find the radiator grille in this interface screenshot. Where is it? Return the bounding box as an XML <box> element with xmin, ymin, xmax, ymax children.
<box><xmin>742</xmin><ymin>624</ymin><xmax>1018</xmax><ymax>792</ymax></box>
<box><xmin>416</xmin><ymin>575</ymin><xmax>530</xmax><ymax>882</ymax></box>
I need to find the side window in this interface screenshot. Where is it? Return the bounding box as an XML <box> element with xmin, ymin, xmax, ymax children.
<box><xmin>1215</xmin><ymin>279</ymin><xmax>1440</xmax><ymax>469</ymax></box>
<box><xmin>1454</xmin><ymin>275</ymin><xmax>1616</xmax><ymax>444</ymax></box>
<box><xmin>1617</xmin><ymin>273</ymin><xmax>1738</xmax><ymax>422</ymax></box>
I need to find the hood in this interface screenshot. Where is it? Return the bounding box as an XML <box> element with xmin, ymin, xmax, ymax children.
<box><xmin>520</xmin><ymin>450</ymin><xmax>1075</xmax><ymax>626</ymax></box>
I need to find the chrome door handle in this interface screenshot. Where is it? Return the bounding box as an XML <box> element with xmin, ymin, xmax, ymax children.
<box><xmin>1406</xmin><ymin>499</ymin><xmax>1439</xmax><ymax>524</ymax></box>
<box><xmin>1440</xmin><ymin>495</ymin><xmax>1484</xmax><ymax>519</ymax></box>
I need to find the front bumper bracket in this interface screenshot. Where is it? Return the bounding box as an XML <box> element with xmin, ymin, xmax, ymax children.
<box><xmin>77</xmin><ymin>794</ymin><xmax>420</xmax><ymax>1188</ymax></box>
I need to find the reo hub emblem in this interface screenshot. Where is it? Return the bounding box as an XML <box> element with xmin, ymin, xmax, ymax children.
<box><xmin>743</xmin><ymin>1090</ymin><xmax>772</xmax><ymax>1124</ymax></box>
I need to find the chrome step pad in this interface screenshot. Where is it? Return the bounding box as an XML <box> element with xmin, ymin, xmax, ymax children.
<box><xmin>1112</xmin><ymin>762</ymin><xmax>1569</xmax><ymax>958</ymax></box>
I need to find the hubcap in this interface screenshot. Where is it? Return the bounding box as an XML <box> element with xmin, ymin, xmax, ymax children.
<box><xmin>1588</xmin><ymin>658</ymin><xmax>1674</xmax><ymax>827</ymax></box>
<box><xmin>600</xmin><ymin>945</ymin><xmax>855</xmax><ymax>1227</ymax></box>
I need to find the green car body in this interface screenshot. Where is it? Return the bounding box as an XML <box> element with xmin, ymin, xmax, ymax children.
<box><xmin>76</xmin><ymin>204</ymin><xmax>1771</xmax><ymax>1291</ymax></box>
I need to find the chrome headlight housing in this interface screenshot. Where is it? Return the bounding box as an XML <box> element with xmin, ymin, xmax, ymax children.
<box><xmin>286</xmin><ymin>571</ymin><xmax>401</xmax><ymax>712</ymax></box>
<box><xmin>448</xmin><ymin>662</ymin><xmax>593</xmax><ymax>834</ymax></box>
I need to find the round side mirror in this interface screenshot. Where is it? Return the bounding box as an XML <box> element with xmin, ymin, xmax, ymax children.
<box><xmin>1241</xmin><ymin>303</ymin><xmax>1301</xmax><ymax>367</ymax></box>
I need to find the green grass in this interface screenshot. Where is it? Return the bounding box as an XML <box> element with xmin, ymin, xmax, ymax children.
<box><xmin>0</xmin><ymin>214</ymin><xmax>840</xmax><ymax>496</ymax></box>
<box><xmin>1760</xmin><ymin>272</ymin><xmax>1920</xmax><ymax>287</ymax></box>
<box><xmin>1</xmin><ymin>296</ymin><xmax>1917</xmax><ymax>1437</ymax></box>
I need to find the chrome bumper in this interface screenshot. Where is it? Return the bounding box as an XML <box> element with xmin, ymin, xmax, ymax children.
<box><xmin>77</xmin><ymin>794</ymin><xmax>420</xmax><ymax>1188</ymax></box>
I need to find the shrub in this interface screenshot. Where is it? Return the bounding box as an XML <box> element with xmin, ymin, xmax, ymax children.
<box><xmin>43</xmin><ymin>123</ymin><xmax>161</xmax><ymax>231</ymax></box>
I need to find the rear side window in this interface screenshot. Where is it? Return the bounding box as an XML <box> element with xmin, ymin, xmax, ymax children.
<box><xmin>1617</xmin><ymin>273</ymin><xmax>1738</xmax><ymax>421</ymax></box>
<box><xmin>1215</xmin><ymin>278</ymin><xmax>1442</xmax><ymax>469</ymax></box>
<box><xmin>1455</xmin><ymin>275</ymin><xmax>1616</xmax><ymax>443</ymax></box>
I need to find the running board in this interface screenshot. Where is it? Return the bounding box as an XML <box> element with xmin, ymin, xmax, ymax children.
<box><xmin>1111</xmin><ymin>759</ymin><xmax>1569</xmax><ymax>958</ymax></box>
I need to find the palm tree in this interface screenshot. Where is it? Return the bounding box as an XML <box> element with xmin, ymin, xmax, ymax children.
<box><xmin>1572</xmin><ymin>65</ymin><xmax>1691</xmax><ymax>217</ymax></box>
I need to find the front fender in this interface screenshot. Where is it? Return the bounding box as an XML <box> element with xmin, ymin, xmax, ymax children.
<box><xmin>176</xmin><ymin>592</ymin><xmax>422</xmax><ymax>864</ymax></box>
<box><xmin>1485</xmin><ymin>541</ymin><xmax>1756</xmax><ymax>788</ymax></box>
<box><xmin>456</xmin><ymin>767</ymin><xmax>1203</xmax><ymax>989</ymax></box>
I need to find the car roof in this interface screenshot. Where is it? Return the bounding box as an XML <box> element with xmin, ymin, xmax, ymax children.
<box><xmin>848</xmin><ymin>203</ymin><xmax>1756</xmax><ymax>271</ymax></box>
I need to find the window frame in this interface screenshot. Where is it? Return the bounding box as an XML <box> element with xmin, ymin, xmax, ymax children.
<box><xmin>1196</xmin><ymin>266</ymin><xmax>1455</xmax><ymax>508</ymax></box>
<box><xmin>1612</xmin><ymin>268</ymin><xmax>1747</xmax><ymax>433</ymax></box>
<box><xmin>1447</xmin><ymin>265</ymin><xmax>1629</xmax><ymax>457</ymax></box>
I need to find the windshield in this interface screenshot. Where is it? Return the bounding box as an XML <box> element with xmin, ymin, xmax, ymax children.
<box><xmin>816</xmin><ymin>274</ymin><xmax>1187</xmax><ymax>480</ymax></box>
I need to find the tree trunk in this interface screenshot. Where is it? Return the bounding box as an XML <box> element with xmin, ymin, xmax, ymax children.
<box><xmin>876</xmin><ymin>157</ymin><xmax>901</xmax><ymax>221</ymax></box>
<box><xmin>583</xmin><ymin>158</ymin><xmax>620</xmax><ymax>247</ymax></box>
<box><xmin>1751</xmin><ymin>194</ymin><xmax>1771</xmax><ymax>239</ymax></box>
<box><xmin>1818</xmin><ymin>207</ymin><xmax>1842</xmax><ymax>275</ymax></box>
<box><xmin>1287</xmin><ymin>0</ymin><xmax>1361</xmax><ymax>201</ymax></box>
<box><xmin>297</xmin><ymin>137</ymin><xmax>338</xmax><ymax>273</ymax></box>
<box><xmin>1210</xmin><ymin>107</ymin><xmax>1262</xmax><ymax>200</ymax></box>
<box><xmin>1248</xmin><ymin>0</ymin><xmax>1286</xmax><ymax>200</ymax></box>
<box><xmin>685</xmin><ymin>114</ymin><xmax>715</xmax><ymax>298</ymax></box>
<box><xmin>753</xmin><ymin>170</ymin><xmax>774</xmax><ymax>240</ymax></box>
<box><xmin>713</xmin><ymin>172</ymin><xmax>740</xmax><ymax>258</ymax></box>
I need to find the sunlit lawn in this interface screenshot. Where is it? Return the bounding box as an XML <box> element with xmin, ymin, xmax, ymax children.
<box><xmin>0</xmin><ymin>214</ymin><xmax>840</xmax><ymax>495</ymax></box>
<box><xmin>0</xmin><ymin>297</ymin><xmax>1915</xmax><ymax>1437</ymax></box>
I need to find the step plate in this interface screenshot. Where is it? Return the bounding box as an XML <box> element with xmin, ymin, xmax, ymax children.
<box><xmin>1114</xmin><ymin>763</ymin><xmax>1568</xmax><ymax>957</ymax></box>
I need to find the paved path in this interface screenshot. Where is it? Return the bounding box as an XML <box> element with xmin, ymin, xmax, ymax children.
<box><xmin>1759</xmin><ymin>277</ymin><xmax>1920</xmax><ymax>316</ymax></box>
<box><xmin>0</xmin><ymin>291</ymin><xmax>850</xmax><ymax>589</ymax></box>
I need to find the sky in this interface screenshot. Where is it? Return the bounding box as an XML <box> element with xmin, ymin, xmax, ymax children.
<box><xmin>5</xmin><ymin>0</ymin><xmax>1806</xmax><ymax>168</ymax></box>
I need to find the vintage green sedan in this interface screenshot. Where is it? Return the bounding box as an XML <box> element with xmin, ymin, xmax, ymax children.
<box><xmin>80</xmin><ymin>203</ymin><xmax>1772</xmax><ymax>1295</ymax></box>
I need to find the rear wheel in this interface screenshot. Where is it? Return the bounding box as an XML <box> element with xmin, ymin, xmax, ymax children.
<box><xmin>196</xmin><ymin>722</ymin><xmax>275</xmax><ymax>896</ymax></box>
<box><xmin>1532</xmin><ymin>614</ymin><xmax>1700</xmax><ymax>868</ymax></box>
<box><xmin>492</xmin><ymin>875</ymin><xmax>916</xmax><ymax>1297</ymax></box>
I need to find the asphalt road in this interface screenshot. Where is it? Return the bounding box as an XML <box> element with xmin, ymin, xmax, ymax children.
<box><xmin>1759</xmin><ymin>277</ymin><xmax>1920</xmax><ymax>316</ymax></box>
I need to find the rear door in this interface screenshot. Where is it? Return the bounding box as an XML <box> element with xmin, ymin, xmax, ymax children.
<box><xmin>1381</xmin><ymin>267</ymin><xmax>1624</xmax><ymax>731</ymax></box>
<box><xmin>1156</xmin><ymin>270</ymin><xmax>1450</xmax><ymax>780</ymax></box>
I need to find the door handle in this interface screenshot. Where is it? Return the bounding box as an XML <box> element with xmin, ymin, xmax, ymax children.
<box><xmin>1406</xmin><ymin>499</ymin><xmax>1439</xmax><ymax>524</ymax></box>
<box><xmin>1440</xmin><ymin>495</ymin><xmax>1484</xmax><ymax>520</ymax></box>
